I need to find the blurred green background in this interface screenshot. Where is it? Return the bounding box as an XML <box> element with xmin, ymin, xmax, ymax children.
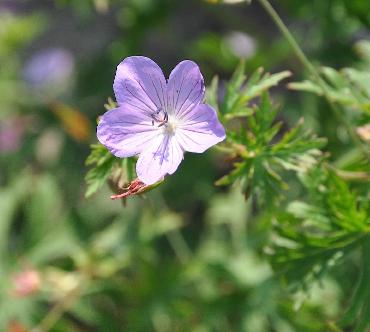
<box><xmin>0</xmin><ymin>0</ymin><xmax>369</xmax><ymax>331</ymax></box>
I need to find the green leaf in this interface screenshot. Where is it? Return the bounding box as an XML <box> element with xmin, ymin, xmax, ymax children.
<box><xmin>0</xmin><ymin>13</ymin><xmax>45</xmax><ymax>58</ymax></box>
<box><xmin>245</xmin><ymin>69</ymin><xmax>291</xmax><ymax>100</ymax></box>
<box><xmin>217</xmin><ymin>64</ymin><xmax>291</xmax><ymax>120</ymax></box>
<box><xmin>85</xmin><ymin>144</ymin><xmax>116</xmax><ymax>198</ymax></box>
<box><xmin>85</xmin><ymin>144</ymin><xmax>137</xmax><ymax>198</ymax></box>
<box><xmin>341</xmin><ymin>239</ymin><xmax>370</xmax><ymax>331</ymax></box>
<box><xmin>269</xmin><ymin>166</ymin><xmax>370</xmax><ymax>291</ymax></box>
<box><xmin>288</xmin><ymin>41</ymin><xmax>370</xmax><ymax>115</ymax></box>
<box><xmin>217</xmin><ymin>92</ymin><xmax>325</xmax><ymax>205</ymax></box>
<box><xmin>206</xmin><ymin>75</ymin><xmax>219</xmax><ymax>112</ymax></box>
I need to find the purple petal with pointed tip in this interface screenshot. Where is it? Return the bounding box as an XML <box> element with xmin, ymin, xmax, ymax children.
<box><xmin>176</xmin><ymin>104</ymin><xmax>226</xmax><ymax>153</ymax></box>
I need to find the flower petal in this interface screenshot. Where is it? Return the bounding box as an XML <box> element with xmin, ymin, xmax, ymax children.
<box><xmin>176</xmin><ymin>104</ymin><xmax>226</xmax><ymax>153</ymax></box>
<box><xmin>136</xmin><ymin>134</ymin><xmax>184</xmax><ymax>185</ymax></box>
<box><xmin>167</xmin><ymin>60</ymin><xmax>205</xmax><ymax>118</ymax></box>
<box><xmin>97</xmin><ymin>105</ymin><xmax>159</xmax><ymax>158</ymax></box>
<box><xmin>113</xmin><ymin>56</ymin><xmax>167</xmax><ymax>115</ymax></box>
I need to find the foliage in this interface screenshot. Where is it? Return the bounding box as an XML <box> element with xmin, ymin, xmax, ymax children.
<box><xmin>269</xmin><ymin>165</ymin><xmax>370</xmax><ymax>331</ymax></box>
<box><xmin>210</xmin><ymin>73</ymin><xmax>325</xmax><ymax>203</ymax></box>
<box><xmin>207</xmin><ymin>64</ymin><xmax>326</xmax><ymax>204</ymax></box>
<box><xmin>85</xmin><ymin>144</ymin><xmax>137</xmax><ymax>198</ymax></box>
<box><xmin>289</xmin><ymin>40</ymin><xmax>370</xmax><ymax>121</ymax></box>
<box><xmin>208</xmin><ymin>63</ymin><xmax>292</xmax><ymax>121</ymax></box>
<box><xmin>270</xmin><ymin>165</ymin><xmax>369</xmax><ymax>282</ymax></box>
<box><xmin>85</xmin><ymin>99</ymin><xmax>136</xmax><ymax>198</ymax></box>
<box><xmin>2</xmin><ymin>1</ymin><xmax>370</xmax><ymax>332</ymax></box>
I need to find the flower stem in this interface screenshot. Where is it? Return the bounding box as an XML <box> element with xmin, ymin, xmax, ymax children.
<box><xmin>31</xmin><ymin>283</ymin><xmax>82</xmax><ymax>332</ymax></box>
<box><xmin>257</xmin><ymin>0</ymin><xmax>318</xmax><ymax>80</ymax></box>
<box><xmin>257</xmin><ymin>0</ymin><xmax>370</xmax><ymax>159</ymax></box>
<box><xmin>166</xmin><ymin>230</ymin><xmax>192</xmax><ymax>264</ymax></box>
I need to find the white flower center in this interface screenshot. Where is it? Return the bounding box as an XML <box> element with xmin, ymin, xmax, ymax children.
<box><xmin>164</xmin><ymin>115</ymin><xmax>178</xmax><ymax>136</ymax></box>
<box><xmin>151</xmin><ymin>108</ymin><xmax>181</xmax><ymax>136</ymax></box>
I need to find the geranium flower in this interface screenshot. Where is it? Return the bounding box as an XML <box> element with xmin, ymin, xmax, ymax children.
<box><xmin>97</xmin><ymin>56</ymin><xmax>226</xmax><ymax>185</ymax></box>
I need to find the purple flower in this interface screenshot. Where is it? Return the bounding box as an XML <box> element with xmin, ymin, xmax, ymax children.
<box><xmin>97</xmin><ymin>56</ymin><xmax>226</xmax><ymax>185</ymax></box>
<box><xmin>0</xmin><ymin>117</ymin><xmax>27</xmax><ymax>153</ymax></box>
<box><xmin>23</xmin><ymin>48</ymin><xmax>75</xmax><ymax>92</ymax></box>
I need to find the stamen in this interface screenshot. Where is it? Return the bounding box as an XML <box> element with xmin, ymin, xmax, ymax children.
<box><xmin>150</xmin><ymin>108</ymin><xmax>169</xmax><ymax>127</ymax></box>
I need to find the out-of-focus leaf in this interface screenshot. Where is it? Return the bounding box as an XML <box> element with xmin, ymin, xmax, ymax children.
<box><xmin>139</xmin><ymin>211</ymin><xmax>183</xmax><ymax>242</ymax></box>
<box><xmin>24</xmin><ymin>174</ymin><xmax>63</xmax><ymax>247</ymax></box>
<box><xmin>0</xmin><ymin>13</ymin><xmax>45</xmax><ymax>58</ymax></box>
<box><xmin>340</xmin><ymin>240</ymin><xmax>370</xmax><ymax>331</ymax></box>
<box><xmin>206</xmin><ymin>75</ymin><xmax>219</xmax><ymax>112</ymax></box>
<box><xmin>0</xmin><ymin>172</ymin><xmax>34</xmax><ymax>260</ymax></box>
<box><xmin>50</xmin><ymin>102</ymin><xmax>92</xmax><ymax>142</ymax></box>
<box><xmin>26</xmin><ymin>221</ymin><xmax>80</xmax><ymax>265</ymax></box>
<box><xmin>269</xmin><ymin>166</ymin><xmax>370</xmax><ymax>296</ymax></box>
<box><xmin>288</xmin><ymin>40</ymin><xmax>370</xmax><ymax>115</ymax></box>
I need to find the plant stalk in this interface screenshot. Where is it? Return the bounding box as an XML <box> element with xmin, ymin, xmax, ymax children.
<box><xmin>257</xmin><ymin>0</ymin><xmax>370</xmax><ymax>159</ymax></box>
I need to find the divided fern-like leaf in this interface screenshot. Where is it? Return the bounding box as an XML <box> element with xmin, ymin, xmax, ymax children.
<box><xmin>269</xmin><ymin>165</ymin><xmax>370</xmax><ymax>288</ymax></box>
<box><xmin>288</xmin><ymin>40</ymin><xmax>370</xmax><ymax>116</ymax></box>
<box><xmin>210</xmin><ymin>62</ymin><xmax>291</xmax><ymax>121</ymax></box>
<box><xmin>216</xmin><ymin>92</ymin><xmax>326</xmax><ymax>204</ymax></box>
<box><xmin>84</xmin><ymin>144</ymin><xmax>135</xmax><ymax>198</ymax></box>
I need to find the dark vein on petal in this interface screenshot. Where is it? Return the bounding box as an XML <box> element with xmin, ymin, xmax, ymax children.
<box><xmin>178</xmin><ymin>130</ymin><xmax>200</xmax><ymax>148</ymax></box>
<box><xmin>159</xmin><ymin>80</ymin><xmax>168</xmax><ymax>111</ymax></box>
<box><xmin>133</xmin><ymin>77</ymin><xmax>160</xmax><ymax>109</ymax></box>
<box><xmin>181</xmin><ymin>128</ymin><xmax>212</xmax><ymax>135</ymax></box>
<box><xmin>179</xmin><ymin>120</ymin><xmax>208</xmax><ymax>127</ymax></box>
<box><xmin>110</xmin><ymin>128</ymin><xmax>155</xmax><ymax>135</ymax></box>
<box><xmin>152</xmin><ymin>134</ymin><xmax>167</xmax><ymax>166</ymax></box>
<box><xmin>109</xmin><ymin>129</ymin><xmax>156</xmax><ymax>138</ymax></box>
<box><xmin>178</xmin><ymin>87</ymin><xmax>204</xmax><ymax>120</ymax></box>
<box><xmin>111</xmin><ymin>120</ymin><xmax>153</xmax><ymax>127</ymax></box>
<box><xmin>180</xmin><ymin>109</ymin><xmax>208</xmax><ymax>124</ymax></box>
<box><xmin>176</xmin><ymin>80</ymin><xmax>200</xmax><ymax>116</ymax></box>
<box><xmin>113</xmin><ymin>132</ymin><xmax>159</xmax><ymax>147</ymax></box>
<box><xmin>124</xmin><ymin>100</ymin><xmax>153</xmax><ymax>114</ymax></box>
<box><xmin>172</xmin><ymin>76</ymin><xmax>177</xmax><ymax>111</ymax></box>
<box><xmin>150</xmin><ymin>74</ymin><xmax>165</xmax><ymax>109</ymax></box>
<box><xmin>125</xmin><ymin>83</ymin><xmax>156</xmax><ymax>112</ymax></box>
<box><xmin>174</xmin><ymin>74</ymin><xmax>186</xmax><ymax>111</ymax></box>
<box><xmin>160</xmin><ymin>135</ymin><xmax>170</xmax><ymax>165</ymax></box>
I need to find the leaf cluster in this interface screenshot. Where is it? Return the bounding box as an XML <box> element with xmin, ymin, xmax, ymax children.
<box><xmin>208</xmin><ymin>62</ymin><xmax>291</xmax><ymax>121</ymax></box>
<box><xmin>85</xmin><ymin>144</ymin><xmax>135</xmax><ymax>198</ymax></box>
<box><xmin>289</xmin><ymin>40</ymin><xmax>370</xmax><ymax>121</ymax></box>
<box><xmin>214</xmin><ymin>91</ymin><xmax>325</xmax><ymax>203</ymax></box>
<box><xmin>269</xmin><ymin>165</ymin><xmax>370</xmax><ymax>330</ymax></box>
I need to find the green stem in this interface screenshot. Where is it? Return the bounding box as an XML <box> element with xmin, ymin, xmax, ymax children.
<box><xmin>257</xmin><ymin>0</ymin><xmax>318</xmax><ymax>81</ymax></box>
<box><xmin>213</xmin><ymin>144</ymin><xmax>235</xmax><ymax>154</ymax></box>
<box><xmin>340</xmin><ymin>236</ymin><xmax>370</xmax><ymax>328</ymax></box>
<box><xmin>166</xmin><ymin>230</ymin><xmax>192</xmax><ymax>264</ymax></box>
<box><xmin>257</xmin><ymin>0</ymin><xmax>370</xmax><ymax>159</ymax></box>
<box><xmin>31</xmin><ymin>281</ymin><xmax>83</xmax><ymax>332</ymax></box>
